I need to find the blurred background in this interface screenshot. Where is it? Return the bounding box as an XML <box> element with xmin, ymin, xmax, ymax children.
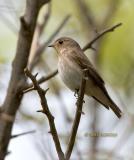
<box><xmin>0</xmin><ymin>0</ymin><xmax>134</xmax><ymax>159</ymax></box>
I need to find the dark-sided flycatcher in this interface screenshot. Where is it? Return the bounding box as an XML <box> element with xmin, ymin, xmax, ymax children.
<box><xmin>49</xmin><ymin>37</ymin><xmax>122</xmax><ymax>118</ymax></box>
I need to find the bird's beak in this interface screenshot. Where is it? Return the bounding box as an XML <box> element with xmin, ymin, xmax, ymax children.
<box><xmin>48</xmin><ymin>44</ymin><xmax>54</xmax><ymax>47</ymax></box>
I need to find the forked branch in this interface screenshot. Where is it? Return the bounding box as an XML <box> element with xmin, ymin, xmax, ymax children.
<box><xmin>24</xmin><ymin>68</ymin><xmax>65</xmax><ymax>160</ymax></box>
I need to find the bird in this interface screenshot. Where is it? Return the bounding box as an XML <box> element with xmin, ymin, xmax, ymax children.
<box><xmin>48</xmin><ymin>37</ymin><xmax>122</xmax><ymax>118</ymax></box>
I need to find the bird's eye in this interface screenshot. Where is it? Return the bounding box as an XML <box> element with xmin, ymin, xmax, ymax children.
<box><xmin>59</xmin><ymin>40</ymin><xmax>63</xmax><ymax>44</ymax></box>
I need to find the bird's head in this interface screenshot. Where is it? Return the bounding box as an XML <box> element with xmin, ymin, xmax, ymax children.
<box><xmin>48</xmin><ymin>37</ymin><xmax>81</xmax><ymax>55</ymax></box>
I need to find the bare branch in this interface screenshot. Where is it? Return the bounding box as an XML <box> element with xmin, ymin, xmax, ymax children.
<box><xmin>0</xmin><ymin>0</ymin><xmax>50</xmax><ymax>159</ymax></box>
<box><xmin>65</xmin><ymin>69</ymin><xmax>88</xmax><ymax>160</ymax></box>
<box><xmin>24</xmin><ymin>68</ymin><xmax>65</xmax><ymax>160</ymax></box>
<box><xmin>82</xmin><ymin>22</ymin><xmax>122</xmax><ymax>51</ymax></box>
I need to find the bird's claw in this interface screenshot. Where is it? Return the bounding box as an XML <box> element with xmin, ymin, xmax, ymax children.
<box><xmin>74</xmin><ymin>89</ymin><xmax>79</xmax><ymax>98</ymax></box>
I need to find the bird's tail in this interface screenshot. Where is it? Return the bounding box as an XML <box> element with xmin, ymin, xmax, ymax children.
<box><xmin>101</xmin><ymin>89</ymin><xmax>123</xmax><ymax>118</ymax></box>
<box><xmin>109</xmin><ymin>100</ymin><xmax>122</xmax><ymax>118</ymax></box>
<box><xmin>87</xmin><ymin>84</ymin><xmax>123</xmax><ymax>118</ymax></box>
<box><xmin>93</xmin><ymin>95</ymin><xmax>122</xmax><ymax>118</ymax></box>
<box><xmin>91</xmin><ymin>88</ymin><xmax>123</xmax><ymax>118</ymax></box>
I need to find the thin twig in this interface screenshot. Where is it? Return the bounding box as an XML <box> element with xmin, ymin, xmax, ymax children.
<box><xmin>23</xmin><ymin>69</ymin><xmax>58</xmax><ymax>93</ymax></box>
<box><xmin>65</xmin><ymin>69</ymin><xmax>88</xmax><ymax>160</ymax></box>
<box><xmin>82</xmin><ymin>22</ymin><xmax>122</xmax><ymax>51</ymax></box>
<box><xmin>24</xmin><ymin>68</ymin><xmax>65</xmax><ymax>160</ymax></box>
<box><xmin>11</xmin><ymin>130</ymin><xmax>36</xmax><ymax>139</ymax></box>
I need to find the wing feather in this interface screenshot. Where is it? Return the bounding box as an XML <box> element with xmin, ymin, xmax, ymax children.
<box><xmin>68</xmin><ymin>50</ymin><xmax>104</xmax><ymax>88</ymax></box>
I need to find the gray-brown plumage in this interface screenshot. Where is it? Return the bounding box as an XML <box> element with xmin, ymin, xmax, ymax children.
<box><xmin>49</xmin><ymin>37</ymin><xmax>122</xmax><ymax>118</ymax></box>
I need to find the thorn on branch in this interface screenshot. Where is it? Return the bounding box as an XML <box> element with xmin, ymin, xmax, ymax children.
<box><xmin>37</xmin><ymin>110</ymin><xmax>44</xmax><ymax>113</ymax></box>
<box><xmin>78</xmin><ymin>110</ymin><xmax>85</xmax><ymax>115</ymax></box>
<box><xmin>6</xmin><ymin>151</ymin><xmax>11</xmax><ymax>156</ymax></box>
<box><xmin>44</xmin><ymin>88</ymin><xmax>49</xmax><ymax>94</ymax></box>
<box><xmin>90</xmin><ymin>46</ymin><xmax>96</xmax><ymax>51</ymax></box>
<box><xmin>20</xmin><ymin>16</ymin><xmax>28</xmax><ymax>29</ymax></box>
<box><xmin>20</xmin><ymin>16</ymin><xmax>31</xmax><ymax>35</ymax></box>
<box><xmin>11</xmin><ymin>130</ymin><xmax>36</xmax><ymax>139</ymax></box>
<box><xmin>34</xmin><ymin>73</ymin><xmax>38</xmax><ymax>78</ymax></box>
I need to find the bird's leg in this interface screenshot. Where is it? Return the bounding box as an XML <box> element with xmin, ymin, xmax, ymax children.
<box><xmin>74</xmin><ymin>88</ymin><xmax>85</xmax><ymax>103</ymax></box>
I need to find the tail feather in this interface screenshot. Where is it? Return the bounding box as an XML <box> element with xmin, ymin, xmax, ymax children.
<box><xmin>92</xmin><ymin>95</ymin><xmax>122</xmax><ymax>118</ymax></box>
<box><xmin>109</xmin><ymin>101</ymin><xmax>122</xmax><ymax>118</ymax></box>
<box><xmin>87</xmin><ymin>84</ymin><xmax>123</xmax><ymax>118</ymax></box>
<box><xmin>105</xmin><ymin>91</ymin><xmax>122</xmax><ymax>118</ymax></box>
<box><xmin>92</xmin><ymin>89</ymin><xmax>122</xmax><ymax>118</ymax></box>
<box><xmin>92</xmin><ymin>96</ymin><xmax>109</xmax><ymax>110</ymax></box>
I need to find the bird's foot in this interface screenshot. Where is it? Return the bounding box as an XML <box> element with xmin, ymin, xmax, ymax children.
<box><xmin>74</xmin><ymin>89</ymin><xmax>79</xmax><ymax>98</ymax></box>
